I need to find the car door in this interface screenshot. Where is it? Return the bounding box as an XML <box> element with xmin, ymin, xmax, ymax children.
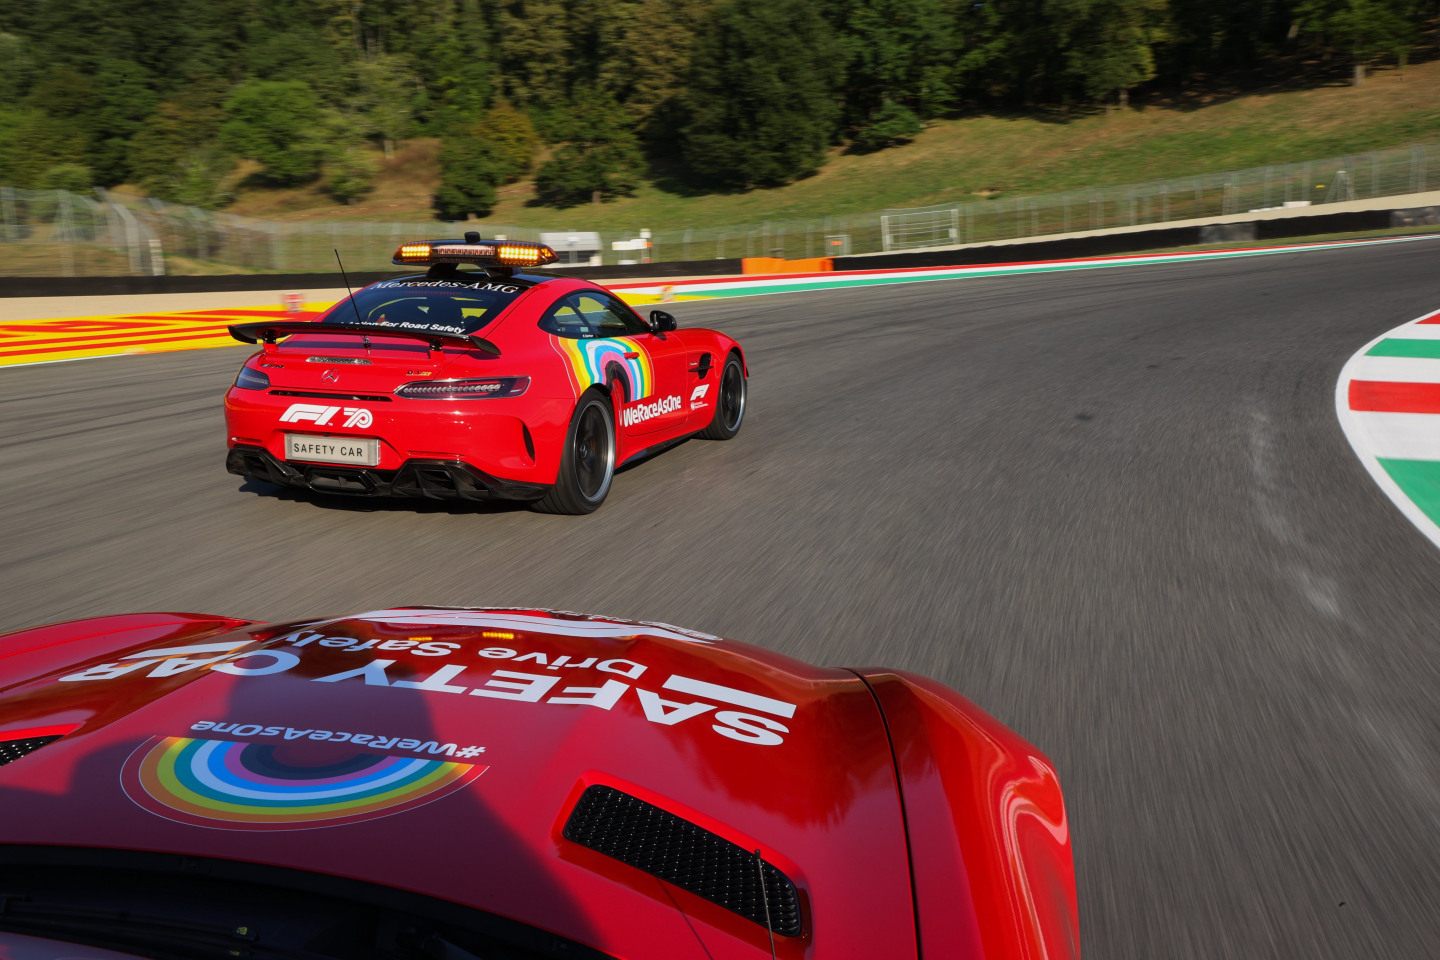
<box><xmin>577</xmin><ymin>292</ymin><xmax>689</xmax><ymax>438</ymax></box>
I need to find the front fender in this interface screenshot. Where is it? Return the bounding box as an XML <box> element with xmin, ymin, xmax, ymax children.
<box><xmin>855</xmin><ymin>669</ymin><xmax>1080</xmax><ymax>960</ymax></box>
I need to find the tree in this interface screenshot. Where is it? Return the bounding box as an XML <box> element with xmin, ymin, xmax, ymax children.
<box><xmin>240</xmin><ymin>16</ymin><xmax>352</xmax><ymax>105</ymax></box>
<box><xmin>497</xmin><ymin>0</ymin><xmax>570</xmax><ymax>108</ymax></box>
<box><xmin>325</xmin><ymin>146</ymin><xmax>378</xmax><ymax>203</ymax></box>
<box><xmin>945</xmin><ymin>0</ymin><xmax>1016</xmax><ymax>104</ymax></box>
<box><xmin>851</xmin><ymin>100</ymin><xmax>924</xmax><ymax>152</ymax></box>
<box><xmin>0</xmin><ymin>32</ymin><xmax>36</xmax><ymax>104</ymax></box>
<box><xmin>595</xmin><ymin>0</ymin><xmax>709</xmax><ymax>133</ymax></box>
<box><xmin>405</xmin><ymin>0</ymin><xmax>492</xmax><ymax>131</ymax></box>
<box><xmin>0</xmin><ymin>109</ymin><xmax>88</xmax><ymax>188</ymax></box>
<box><xmin>166</xmin><ymin>151</ymin><xmax>236</xmax><ymax>209</ymax></box>
<box><xmin>1051</xmin><ymin>0</ymin><xmax>1169</xmax><ymax>107</ymax></box>
<box><xmin>534</xmin><ymin>142</ymin><xmax>642</xmax><ymax>206</ymax></box>
<box><xmin>220</xmin><ymin>80</ymin><xmax>328</xmax><ymax>185</ymax></box>
<box><xmin>1162</xmin><ymin>0</ymin><xmax>1294</xmax><ymax>81</ymax></box>
<box><xmin>533</xmin><ymin>92</ymin><xmax>643</xmax><ymax>206</ymax></box>
<box><xmin>82</xmin><ymin>58</ymin><xmax>160</xmax><ymax>183</ymax></box>
<box><xmin>352</xmin><ymin>54</ymin><xmax>423</xmax><ymax>157</ymax></box>
<box><xmin>682</xmin><ymin>0</ymin><xmax>842</xmax><ymax>189</ymax></box>
<box><xmin>35</xmin><ymin>162</ymin><xmax>92</xmax><ymax>193</ymax></box>
<box><xmin>433</xmin><ymin>136</ymin><xmax>503</xmax><ymax>219</ymax></box>
<box><xmin>831</xmin><ymin>0</ymin><xmax>956</xmax><ymax>131</ymax></box>
<box><xmin>481</xmin><ymin>100</ymin><xmax>538</xmax><ymax>183</ymax></box>
<box><xmin>129</xmin><ymin>93</ymin><xmax>234</xmax><ymax>208</ymax></box>
<box><xmin>1295</xmin><ymin>0</ymin><xmax>1417</xmax><ymax>84</ymax></box>
<box><xmin>133</xmin><ymin>2</ymin><xmax>248</xmax><ymax>91</ymax></box>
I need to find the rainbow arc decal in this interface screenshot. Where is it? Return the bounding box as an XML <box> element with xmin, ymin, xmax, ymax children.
<box><xmin>555</xmin><ymin>336</ymin><xmax>653</xmax><ymax>400</ymax></box>
<box><xmin>122</xmin><ymin>736</ymin><xmax>486</xmax><ymax>830</ymax></box>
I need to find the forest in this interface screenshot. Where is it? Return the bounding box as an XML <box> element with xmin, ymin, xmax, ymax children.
<box><xmin>0</xmin><ymin>0</ymin><xmax>1433</xmax><ymax>219</ymax></box>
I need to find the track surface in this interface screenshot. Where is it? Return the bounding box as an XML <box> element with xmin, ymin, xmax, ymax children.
<box><xmin>4</xmin><ymin>242</ymin><xmax>1440</xmax><ymax>958</ymax></box>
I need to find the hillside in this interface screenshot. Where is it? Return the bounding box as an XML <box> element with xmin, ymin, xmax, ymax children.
<box><xmin>225</xmin><ymin>59</ymin><xmax>1440</xmax><ymax>232</ymax></box>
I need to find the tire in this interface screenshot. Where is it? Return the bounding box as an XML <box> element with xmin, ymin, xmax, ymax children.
<box><xmin>533</xmin><ymin>390</ymin><xmax>617</xmax><ymax>514</ymax></box>
<box><xmin>699</xmin><ymin>353</ymin><xmax>746</xmax><ymax>440</ymax></box>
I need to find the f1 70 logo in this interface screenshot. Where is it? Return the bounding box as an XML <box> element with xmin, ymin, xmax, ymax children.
<box><xmin>279</xmin><ymin>403</ymin><xmax>373</xmax><ymax>429</ymax></box>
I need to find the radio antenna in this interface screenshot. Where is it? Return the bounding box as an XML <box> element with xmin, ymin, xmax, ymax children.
<box><xmin>334</xmin><ymin>248</ymin><xmax>365</xmax><ymax>326</ymax></box>
<box><xmin>755</xmin><ymin>849</ymin><xmax>778</xmax><ymax>960</ymax></box>
<box><xmin>334</xmin><ymin>248</ymin><xmax>370</xmax><ymax>349</ymax></box>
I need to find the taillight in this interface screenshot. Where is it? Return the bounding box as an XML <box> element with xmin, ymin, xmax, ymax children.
<box><xmin>234</xmin><ymin>366</ymin><xmax>270</xmax><ymax>390</ymax></box>
<box><xmin>395</xmin><ymin>377</ymin><xmax>530</xmax><ymax>400</ymax></box>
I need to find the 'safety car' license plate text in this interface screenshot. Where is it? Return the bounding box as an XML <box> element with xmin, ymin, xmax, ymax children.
<box><xmin>285</xmin><ymin>434</ymin><xmax>379</xmax><ymax>466</ymax></box>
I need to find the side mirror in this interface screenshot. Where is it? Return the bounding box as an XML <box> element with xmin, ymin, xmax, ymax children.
<box><xmin>650</xmin><ymin>309</ymin><xmax>678</xmax><ymax>333</ymax></box>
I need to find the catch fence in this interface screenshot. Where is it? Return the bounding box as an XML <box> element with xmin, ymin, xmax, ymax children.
<box><xmin>1</xmin><ymin>141</ymin><xmax>1436</xmax><ymax>277</ymax></box>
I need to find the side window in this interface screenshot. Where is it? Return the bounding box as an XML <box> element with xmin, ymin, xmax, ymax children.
<box><xmin>540</xmin><ymin>292</ymin><xmax>650</xmax><ymax>339</ymax></box>
<box><xmin>539</xmin><ymin>294</ymin><xmax>593</xmax><ymax>339</ymax></box>
<box><xmin>594</xmin><ymin>293</ymin><xmax>651</xmax><ymax>335</ymax></box>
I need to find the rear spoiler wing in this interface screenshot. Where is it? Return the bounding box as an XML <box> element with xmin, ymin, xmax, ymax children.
<box><xmin>228</xmin><ymin>321</ymin><xmax>500</xmax><ymax>357</ymax></box>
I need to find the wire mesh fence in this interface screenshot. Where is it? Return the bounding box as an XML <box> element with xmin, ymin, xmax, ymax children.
<box><xmin>1</xmin><ymin>141</ymin><xmax>1436</xmax><ymax>277</ymax></box>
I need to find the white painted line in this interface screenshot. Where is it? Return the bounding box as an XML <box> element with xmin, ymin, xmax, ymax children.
<box><xmin>8</xmin><ymin>234</ymin><xmax>1440</xmax><ymax>371</ymax></box>
<box><xmin>0</xmin><ymin>353</ymin><xmax>140</xmax><ymax>369</ymax></box>
<box><xmin>1343</xmin><ymin>412</ymin><xmax>1440</xmax><ymax>460</ymax></box>
<box><xmin>1366</xmin><ymin>325</ymin><xmax>1440</xmax><ymax>341</ymax></box>
<box><xmin>1347</xmin><ymin>355</ymin><xmax>1440</xmax><ymax>384</ymax></box>
<box><xmin>612</xmin><ymin>233</ymin><xmax>1440</xmax><ymax>297</ymax></box>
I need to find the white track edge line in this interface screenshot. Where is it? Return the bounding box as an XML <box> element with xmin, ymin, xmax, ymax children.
<box><xmin>7</xmin><ymin>234</ymin><xmax>1440</xmax><ymax>370</ymax></box>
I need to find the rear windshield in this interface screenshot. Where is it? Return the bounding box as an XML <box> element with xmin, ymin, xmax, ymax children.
<box><xmin>325</xmin><ymin>278</ymin><xmax>531</xmax><ymax>336</ymax></box>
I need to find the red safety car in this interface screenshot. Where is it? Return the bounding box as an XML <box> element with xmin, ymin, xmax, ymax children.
<box><xmin>0</xmin><ymin>606</ymin><xmax>1079</xmax><ymax>960</ymax></box>
<box><xmin>224</xmin><ymin>238</ymin><xmax>747</xmax><ymax>514</ymax></box>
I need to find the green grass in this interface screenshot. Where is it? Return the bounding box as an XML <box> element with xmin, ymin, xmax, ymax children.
<box><xmin>226</xmin><ymin>59</ymin><xmax>1440</xmax><ymax>233</ymax></box>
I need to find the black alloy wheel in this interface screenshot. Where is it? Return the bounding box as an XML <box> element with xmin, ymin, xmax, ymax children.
<box><xmin>534</xmin><ymin>392</ymin><xmax>616</xmax><ymax>514</ymax></box>
<box><xmin>700</xmin><ymin>353</ymin><xmax>746</xmax><ymax>440</ymax></box>
<box><xmin>573</xmin><ymin>401</ymin><xmax>613</xmax><ymax>501</ymax></box>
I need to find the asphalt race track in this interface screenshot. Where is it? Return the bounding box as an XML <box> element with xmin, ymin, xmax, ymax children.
<box><xmin>4</xmin><ymin>240</ymin><xmax>1440</xmax><ymax>959</ymax></box>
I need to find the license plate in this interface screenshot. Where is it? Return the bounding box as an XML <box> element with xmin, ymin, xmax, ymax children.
<box><xmin>284</xmin><ymin>434</ymin><xmax>379</xmax><ymax>466</ymax></box>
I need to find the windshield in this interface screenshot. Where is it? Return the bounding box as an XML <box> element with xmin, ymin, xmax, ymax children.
<box><xmin>325</xmin><ymin>277</ymin><xmax>533</xmax><ymax>336</ymax></box>
<box><xmin>0</xmin><ymin>851</ymin><xmax>618</xmax><ymax>960</ymax></box>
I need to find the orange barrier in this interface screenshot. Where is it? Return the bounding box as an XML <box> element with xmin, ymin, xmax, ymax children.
<box><xmin>740</xmin><ymin>257</ymin><xmax>833</xmax><ymax>275</ymax></box>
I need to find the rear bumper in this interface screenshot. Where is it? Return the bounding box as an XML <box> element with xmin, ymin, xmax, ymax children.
<box><xmin>224</xmin><ymin>387</ymin><xmax>574</xmax><ymax>487</ymax></box>
<box><xmin>226</xmin><ymin>446</ymin><xmax>549</xmax><ymax>502</ymax></box>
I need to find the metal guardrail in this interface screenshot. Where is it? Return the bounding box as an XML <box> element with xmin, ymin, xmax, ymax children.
<box><xmin>1</xmin><ymin>142</ymin><xmax>1436</xmax><ymax>276</ymax></box>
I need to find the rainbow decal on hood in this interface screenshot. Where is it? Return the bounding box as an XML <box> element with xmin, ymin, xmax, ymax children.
<box><xmin>554</xmin><ymin>336</ymin><xmax>653</xmax><ymax>401</ymax></box>
<box><xmin>122</xmin><ymin>736</ymin><xmax>486</xmax><ymax>830</ymax></box>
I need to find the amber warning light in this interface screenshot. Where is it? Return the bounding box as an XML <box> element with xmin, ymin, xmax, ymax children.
<box><xmin>393</xmin><ymin>240</ymin><xmax>558</xmax><ymax>268</ymax></box>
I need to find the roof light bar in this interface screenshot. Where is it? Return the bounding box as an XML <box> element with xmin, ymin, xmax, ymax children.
<box><xmin>392</xmin><ymin>239</ymin><xmax>558</xmax><ymax>268</ymax></box>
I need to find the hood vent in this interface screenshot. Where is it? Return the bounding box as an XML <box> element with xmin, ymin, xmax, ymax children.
<box><xmin>563</xmin><ymin>785</ymin><xmax>803</xmax><ymax>938</ymax></box>
<box><xmin>0</xmin><ymin>736</ymin><xmax>62</xmax><ymax>767</ymax></box>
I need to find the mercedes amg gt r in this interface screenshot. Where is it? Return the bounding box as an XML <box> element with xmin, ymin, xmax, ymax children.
<box><xmin>224</xmin><ymin>238</ymin><xmax>746</xmax><ymax>514</ymax></box>
<box><xmin>0</xmin><ymin>606</ymin><xmax>1078</xmax><ymax>959</ymax></box>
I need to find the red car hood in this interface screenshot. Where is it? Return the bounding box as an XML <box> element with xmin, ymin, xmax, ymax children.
<box><xmin>0</xmin><ymin>608</ymin><xmax>916</xmax><ymax>959</ymax></box>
